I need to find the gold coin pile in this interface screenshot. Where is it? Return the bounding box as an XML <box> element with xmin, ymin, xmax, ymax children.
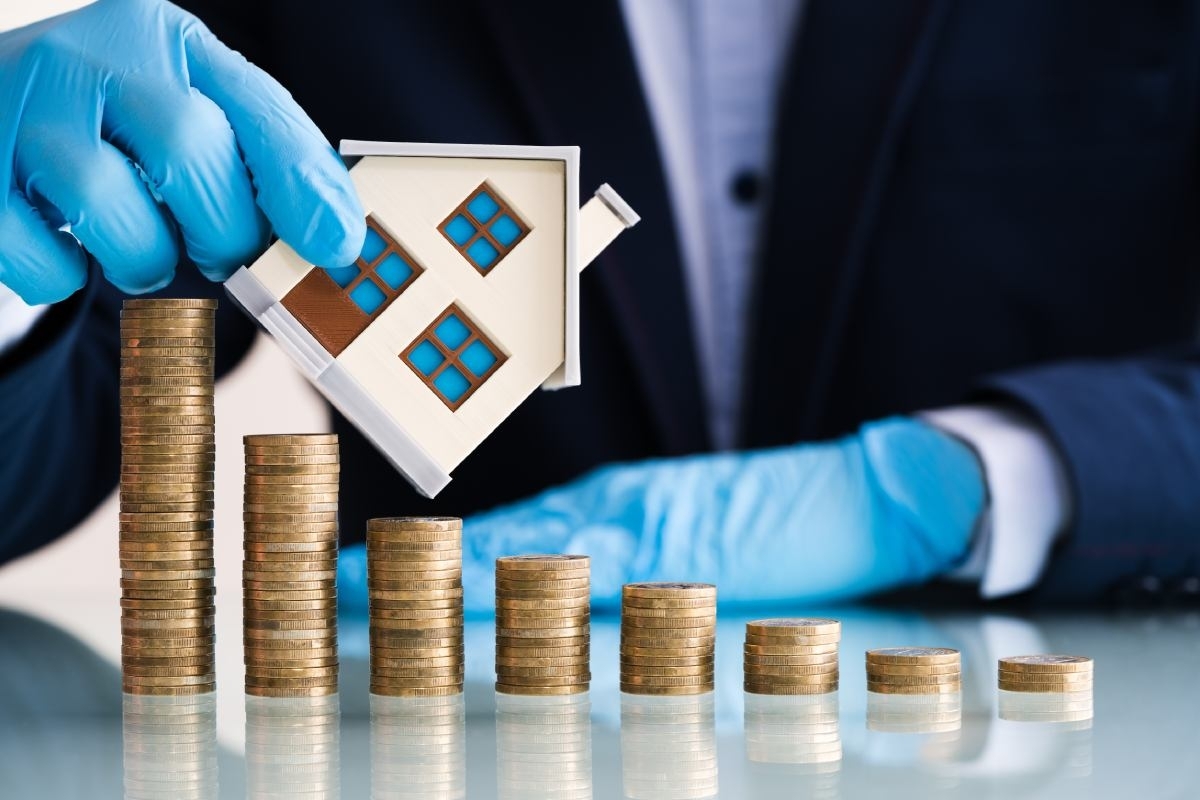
<box><xmin>620</xmin><ymin>582</ymin><xmax>716</xmax><ymax>696</ymax></box>
<box><xmin>744</xmin><ymin>692</ymin><xmax>842</xmax><ymax>767</ymax></box>
<box><xmin>122</xmin><ymin>693</ymin><xmax>217</xmax><ymax>800</ymax></box>
<box><xmin>243</xmin><ymin>433</ymin><xmax>340</xmax><ymax>698</ymax></box>
<box><xmin>246</xmin><ymin>695</ymin><xmax>340</xmax><ymax>799</ymax></box>
<box><xmin>866</xmin><ymin>647</ymin><xmax>962</xmax><ymax>695</ymax></box>
<box><xmin>368</xmin><ymin>517</ymin><xmax>464</xmax><ymax>697</ymax></box>
<box><xmin>371</xmin><ymin>694</ymin><xmax>467</xmax><ymax>800</ymax></box>
<box><xmin>496</xmin><ymin>692</ymin><xmax>593</xmax><ymax>800</ymax></box>
<box><xmin>998</xmin><ymin>654</ymin><xmax>1094</xmax><ymax>694</ymax></box>
<box><xmin>495</xmin><ymin>555</ymin><xmax>591</xmax><ymax>696</ymax></box>
<box><xmin>743</xmin><ymin>617</ymin><xmax>840</xmax><ymax>695</ymax></box>
<box><xmin>119</xmin><ymin>298</ymin><xmax>217</xmax><ymax>696</ymax></box>
<box><xmin>621</xmin><ymin>694</ymin><xmax>718</xmax><ymax>800</ymax></box>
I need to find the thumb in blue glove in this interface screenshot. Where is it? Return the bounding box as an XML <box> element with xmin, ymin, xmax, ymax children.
<box><xmin>0</xmin><ymin>0</ymin><xmax>365</xmax><ymax>304</ymax></box>
<box><xmin>338</xmin><ymin>417</ymin><xmax>986</xmax><ymax>614</ymax></box>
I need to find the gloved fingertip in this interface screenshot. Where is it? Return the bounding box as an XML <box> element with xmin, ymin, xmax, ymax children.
<box><xmin>294</xmin><ymin>184</ymin><xmax>366</xmax><ymax>269</ymax></box>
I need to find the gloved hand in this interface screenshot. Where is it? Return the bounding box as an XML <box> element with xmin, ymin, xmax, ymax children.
<box><xmin>338</xmin><ymin>417</ymin><xmax>987</xmax><ymax>614</ymax></box>
<box><xmin>0</xmin><ymin>0</ymin><xmax>365</xmax><ymax>304</ymax></box>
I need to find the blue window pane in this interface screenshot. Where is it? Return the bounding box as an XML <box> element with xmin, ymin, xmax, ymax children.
<box><xmin>460</xmin><ymin>340</ymin><xmax>498</xmax><ymax>377</ymax></box>
<box><xmin>433</xmin><ymin>365</ymin><xmax>470</xmax><ymax>404</ymax></box>
<box><xmin>407</xmin><ymin>339</ymin><xmax>444</xmax><ymax>376</ymax></box>
<box><xmin>466</xmin><ymin>237</ymin><xmax>499</xmax><ymax>270</ymax></box>
<box><xmin>374</xmin><ymin>252</ymin><xmax>413</xmax><ymax>290</ymax></box>
<box><xmin>467</xmin><ymin>191</ymin><xmax>500</xmax><ymax>223</ymax></box>
<box><xmin>349</xmin><ymin>280</ymin><xmax>386</xmax><ymax>315</ymax></box>
<box><xmin>434</xmin><ymin>314</ymin><xmax>471</xmax><ymax>350</ymax></box>
<box><xmin>361</xmin><ymin>226</ymin><xmax>388</xmax><ymax>264</ymax></box>
<box><xmin>489</xmin><ymin>214</ymin><xmax>522</xmax><ymax>247</ymax></box>
<box><xmin>324</xmin><ymin>264</ymin><xmax>359</xmax><ymax>288</ymax></box>
<box><xmin>444</xmin><ymin>214</ymin><xmax>476</xmax><ymax>246</ymax></box>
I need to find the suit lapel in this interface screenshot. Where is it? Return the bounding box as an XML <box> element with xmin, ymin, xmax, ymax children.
<box><xmin>742</xmin><ymin>0</ymin><xmax>955</xmax><ymax>445</ymax></box>
<box><xmin>477</xmin><ymin>0</ymin><xmax>710</xmax><ymax>454</ymax></box>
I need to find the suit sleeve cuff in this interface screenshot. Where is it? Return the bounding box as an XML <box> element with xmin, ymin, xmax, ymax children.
<box><xmin>921</xmin><ymin>406</ymin><xmax>1073</xmax><ymax>597</ymax></box>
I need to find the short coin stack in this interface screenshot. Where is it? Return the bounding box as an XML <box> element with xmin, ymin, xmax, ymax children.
<box><xmin>243</xmin><ymin>433</ymin><xmax>340</xmax><ymax>698</ymax></box>
<box><xmin>122</xmin><ymin>693</ymin><xmax>218</xmax><ymax>800</ymax></box>
<box><xmin>119</xmin><ymin>298</ymin><xmax>217</xmax><ymax>696</ymax></box>
<box><xmin>866</xmin><ymin>647</ymin><xmax>962</xmax><ymax>695</ymax></box>
<box><xmin>495</xmin><ymin>555</ymin><xmax>591</xmax><ymax>696</ymax></box>
<box><xmin>743</xmin><ymin>618</ymin><xmax>840</xmax><ymax>695</ymax></box>
<box><xmin>998</xmin><ymin>654</ymin><xmax>1094</xmax><ymax>694</ymax></box>
<box><xmin>620</xmin><ymin>582</ymin><xmax>716</xmax><ymax>696</ymax></box>
<box><xmin>368</xmin><ymin>517</ymin><xmax>464</xmax><ymax>697</ymax></box>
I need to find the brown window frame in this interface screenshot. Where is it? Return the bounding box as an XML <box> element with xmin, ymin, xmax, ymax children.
<box><xmin>338</xmin><ymin>215</ymin><xmax>424</xmax><ymax>312</ymax></box>
<box><xmin>400</xmin><ymin>304</ymin><xmax>507</xmax><ymax>411</ymax></box>
<box><xmin>437</xmin><ymin>182</ymin><xmax>531</xmax><ymax>275</ymax></box>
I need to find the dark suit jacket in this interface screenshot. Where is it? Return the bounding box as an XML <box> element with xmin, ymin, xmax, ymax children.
<box><xmin>3</xmin><ymin>0</ymin><xmax>1199</xmax><ymax>603</ymax></box>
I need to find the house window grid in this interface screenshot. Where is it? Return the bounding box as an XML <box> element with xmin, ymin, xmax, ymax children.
<box><xmin>438</xmin><ymin>182</ymin><xmax>531</xmax><ymax>275</ymax></box>
<box><xmin>334</xmin><ymin>215</ymin><xmax>424</xmax><ymax>316</ymax></box>
<box><xmin>401</xmin><ymin>305</ymin><xmax>507</xmax><ymax>411</ymax></box>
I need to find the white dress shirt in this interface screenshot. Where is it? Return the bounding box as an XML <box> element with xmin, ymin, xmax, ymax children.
<box><xmin>620</xmin><ymin>0</ymin><xmax>1070</xmax><ymax>596</ymax></box>
<box><xmin>0</xmin><ymin>0</ymin><xmax>1071</xmax><ymax>596</ymax></box>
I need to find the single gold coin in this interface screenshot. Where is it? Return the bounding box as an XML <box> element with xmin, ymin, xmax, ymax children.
<box><xmin>244</xmin><ymin>464</ymin><xmax>342</xmax><ymax>476</ymax></box>
<box><xmin>124</xmin><ymin>683</ymin><xmax>216</xmax><ymax>697</ymax></box>
<box><xmin>621</xmin><ymin>605</ymin><xmax>715</xmax><ymax>619</ymax></box>
<box><xmin>998</xmin><ymin>655</ymin><xmax>1093</xmax><ymax>673</ymax></box>
<box><xmin>867</xmin><ymin>681</ymin><xmax>961</xmax><ymax>695</ymax></box>
<box><xmin>743</xmin><ymin>653</ymin><xmax>839</xmax><ymax>667</ymax></box>
<box><xmin>620</xmin><ymin>654</ymin><xmax>713</xmax><ymax>667</ymax></box>
<box><xmin>122</xmin><ymin>569</ymin><xmax>216</xmax><ymax>581</ymax></box>
<box><xmin>490</xmin><ymin>587</ymin><xmax>590</xmax><ymax>600</ymax></box>
<box><xmin>368</xmin><ymin>516</ymin><xmax>462</xmax><ymax>531</ymax></box>
<box><xmin>866</xmin><ymin>662</ymin><xmax>961</xmax><ymax>676</ymax></box>
<box><xmin>496</xmin><ymin>635</ymin><xmax>588</xmax><ymax>649</ymax></box>
<box><xmin>866</xmin><ymin>647</ymin><xmax>960</xmax><ymax>665</ymax></box>
<box><xmin>746</xmin><ymin>632</ymin><xmax>838</xmax><ymax>646</ymax></box>
<box><xmin>620</xmin><ymin>615</ymin><xmax>715</xmax><ymax>630</ymax></box>
<box><xmin>997</xmin><ymin>680</ymin><xmax>1093</xmax><ymax>693</ymax></box>
<box><xmin>620</xmin><ymin>596</ymin><xmax>716</xmax><ymax>610</ymax></box>
<box><xmin>243</xmin><ymin>578</ymin><xmax>336</xmax><ymax>592</ymax></box>
<box><xmin>496</xmin><ymin>683</ymin><xmax>588</xmax><ymax>696</ymax></box>
<box><xmin>370</xmin><ymin>684</ymin><xmax>463</xmax><ymax>698</ymax></box>
<box><xmin>496</xmin><ymin>577</ymin><xmax>590</xmax><ymax>591</ymax></box>
<box><xmin>621</xmin><ymin>644</ymin><xmax>713</xmax><ymax>658</ymax></box>
<box><xmin>746</xmin><ymin>618</ymin><xmax>841</xmax><ymax>637</ymax></box>
<box><xmin>492</xmin><ymin>645</ymin><xmax>588</xmax><ymax>659</ymax></box>
<box><xmin>244</xmin><ymin>433</ymin><xmax>338</xmax><ymax>446</ymax></box>
<box><xmin>864</xmin><ymin>673</ymin><xmax>959</xmax><ymax>686</ymax></box>
<box><xmin>744</xmin><ymin>682</ymin><xmax>837</xmax><ymax>696</ymax></box>
<box><xmin>622</xmin><ymin>582</ymin><xmax>716</xmax><ymax>599</ymax></box>
<box><xmin>368</xmin><ymin>578</ymin><xmax>462</xmax><ymax>592</ymax></box>
<box><xmin>495</xmin><ymin>555</ymin><xmax>590</xmax><ymax>569</ymax></box>
<box><xmin>997</xmin><ymin>670</ymin><xmax>1092</xmax><ymax>685</ymax></box>
<box><xmin>368</xmin><ymin>598</ymin><xmax>462</xmax><ymax>612</ymax></box>
<box><xmin>492</xmin><ymin>673</ymin><xmax>589</xmax><ymax>687</ymax></box>
<box><xmin>123</xmin><ymin>298</ymin><xmax>217</xmax><ymax>311</ymax></box>
<box><xmin>369</xmin><ymin>588</ymin><xmax>463</xmax><ymax>602</ymax></box>
<box><xmin>620</xmin><ymin>673</ymin><xmax>713</xmax><ymax>686</ymax></box>
<box><xmin>244</xmin><ymin>685</ymin><xmax>338</xmax><ymax>698</ymax></box>
<box><xmin>745</xmin><ymin>663</ymin><xmax>839</xmax><ymax>677</ymax></box>
<box><xmin>619</xmin><ymin>683</ymin><xmax>711</xmax><ymax>696</ymax></box>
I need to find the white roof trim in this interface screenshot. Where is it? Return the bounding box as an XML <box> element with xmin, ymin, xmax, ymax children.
<box><xmin>595</xmin><ymin>183</ymin><xmax>641</xmax><ymax>228</ymax></box>
<box><xmin>340</xmin><ymin>140</ymin><xmax>582</xmax><ymax>390</ymax></box>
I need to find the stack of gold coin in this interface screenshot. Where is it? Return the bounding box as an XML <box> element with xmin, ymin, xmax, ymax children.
<box><xmin>243</xmin><ymin>434</ymin><xmax>340</xmax><ymax>698</ymax></box>
<box><xmin>119</xmin><ymin>298</ymin><xmax>217</xmax><ymax>696</ymax></box>
<box><xmin>998</xmin><ymin>655</ymin><xmax>1093</xmax><ymax>694</ymax></box>
<box><xmin>866</xmin><ymin>647</ymin><xmax>962</xmax><ymax>695</ymax></box>
<box><xmin>743</xmin><ymin>618</ymin><xmax>840</xmax><ymax>695</ymax></box>
<box><xmin>495</xmin><ymin>555</ymin><xmax>591</xmax><ymax>695</ymax></box>
<box><xmin>245</xmin><ymin>695</ymin><xmax>340</xmax><ymax>799</ymax></box>
<box><xmin>122</xmin><ymin>693</ymin><xmax>218</xmax><ymax>800</ymax></box>
<box><xmin>620</xmin><ymin>582</ymin><xmax>716</xmax><ymax>696</ymax></box>
<box><xmin>368</xmin><ymin>517</ymin><xmax>464</xmax><ymax>697</ymax></box>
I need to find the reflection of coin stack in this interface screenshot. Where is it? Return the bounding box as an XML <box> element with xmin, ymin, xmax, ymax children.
<box><xmin>744</xmin><ymin>693</ymin><xmax>840</xmax><ymax>800</ymax></box>
<box><xmin>743</xmin><ymin>618</ymin><xmax>840</xmax><ymax>695</ymax></box>
<box><xmin>243</xmin><ymin>434</ymin><xmax>340</xmax><ymax>698</ymax></box>
<box><xmin>866</xmin><ymin>692</ymin><xmax>963</xmax><ymax>733</ymax></box>
<box><xmin>122</xmin><ymin>693</ymin><xmax>218</xmax><ymax>800</ymax></box>
<box><xmin>620</xmin><ymin>693</ymin><xmax>718</xmax><ymax>800</ymax></box>
<box><xmin>371</xmin><ymin>694</ymin><xmax>466</xmax><ymax>800</ymax></box>
<box><xmin>368</xmin><ymin>517</ymin><xmax>464</xmax><ymax>697</ymax></box>
<box><xmin>496</xmin><ymin>692</ymin><xmax>593</xmax><ymax>800</ymax></box>
<box><xmin>119</xmin><ymin>298</ymin><xmax>217</xmax><ymax>697</ymax></box>
<box><xmin>246</xmin><ymin>695</ymin><xmax>340</xmax><ymax>799</ymax></box>
<box><xmin>620</xmin><ymin>583</ymin><xmax>716</xmax><ymax>696</ymax></box>
<box><xmin>866</xmin><ymin>648</ymin><xmax>961</xmax><ymax>695</ymax></box>
<box><xmin>495</xmin><ymin>555</ymin><xmax>591</xmax><ymax>696</ymax></box>
<box><xmin>998</xmin><ymin>655</ymin><xmax>1093</xmax><ymax>697</ymax></box>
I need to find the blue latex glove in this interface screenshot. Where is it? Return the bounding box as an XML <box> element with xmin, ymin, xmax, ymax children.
<box><xmin>339</xmin><ymin>417</ymin><xmax>987</xmax><ymax>614</ymax></box>
<box><xmin>0</xmin><ymin>0</ymin><xmax>365</xmax><ymax>304</ymax></box>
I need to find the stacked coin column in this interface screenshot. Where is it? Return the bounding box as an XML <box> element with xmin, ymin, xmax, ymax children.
<box><xmin>367</xmin><ymin>517</ymin><xmax>464</xmax><ymax>697</ymax></box>
<box><xmin>743</xmin><ymin>618</ymin><xmax>841</xmax><ymax>695</ymax></box>
<box><xmin>619</xmin><ymin>583</ymin><xmax>716</xmax><ymax>696</ymax></box>
<box><xmin>246</xmin><ymin>695</ymin><xmax>341</xmax><ymax>800</ymax></box>
<box><xmin>119</xmin><ymin>298</ymin><xmax>217</xmax><ymax>697</ymax></box>
<box><xmin>243</xmin><ymin>434</ymin><xmax>340</xmax><ymax>698</ymax></box>
<box><xmin>495</xmin><ymin>555</ymin><xmax>591</xmax><ymax>696</ymax></box>
<box><xmin>497</xmin><ymin>692</ymin><xmax>593</xmax><ymax>800</ymax></box>
<box><xmin>866</xmin><ymin>647</ymin><xmax>962</xmax><ymax>695</ymax></box>
<box><xmin>122</xmin><ymin>693</ymin><xmax>218</xmax><ymax>800</ymax></box>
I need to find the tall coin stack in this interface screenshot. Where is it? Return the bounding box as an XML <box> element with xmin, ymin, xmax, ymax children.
<box><xmin>998</xmin><ymin>654</ymin><xmax>1094</xmax><ymax>696</ymax></box>
<box><xmin>743</xmin><ymin>618</ymin><xmax>840</xmax><ymax>695</ymax></box>
<box><xmin>243</xmin><ymin>433</ymin><xmax>340</xmax><ymax>698</ymax></box>
<box><xmin>120</xmin><ymin>298</ymin><xmax>217</xmax><ymax>696</ymax></box>
<box><xmin>620</xmin><ymin>583</ymin><xmax>716</xmax><ymax>696</ymax></box>
<box><xmin>495</xmin><ymin>555</ymin><xmax>591</xmax><ymax>696</ymax></box>
<box><xmin>866</xmin><ymin>647</ymin><xmax>962</xmax><ymax>695</ymax></box>
<box><xmin>367</xmin><ymin>517</ymin><xmax>464</xmax><ymax>697</ymax></box>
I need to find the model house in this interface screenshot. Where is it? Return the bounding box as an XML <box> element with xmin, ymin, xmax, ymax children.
<box><xmin>226</xmin><ymin>141</ymin><xmax>639</xmax><ymax>497</ymax></box>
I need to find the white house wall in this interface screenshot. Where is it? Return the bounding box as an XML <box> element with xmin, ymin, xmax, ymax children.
<box><xmin>334</xmin><ymin>155</ymin><xmax>567</xmax><ymax>474</ymax></box>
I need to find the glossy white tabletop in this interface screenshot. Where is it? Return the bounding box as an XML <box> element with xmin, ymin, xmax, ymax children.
<box><xmin>2</xmin><ymin>600</ymin><xmax>1197</xmax><ymax>799</ymax></box>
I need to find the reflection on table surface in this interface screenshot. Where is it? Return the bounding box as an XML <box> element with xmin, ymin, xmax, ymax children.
<box><xmin>1</xmin><ymin>605</ymin><xmax>1198</xmax><ymax>799</ymax></box>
